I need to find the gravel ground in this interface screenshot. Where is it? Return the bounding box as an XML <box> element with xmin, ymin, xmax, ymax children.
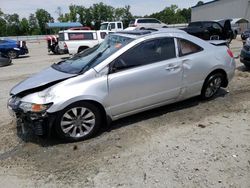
<box><xmin>0</xmin><ymin>37</ymin><xmax>249</xmax><ymax>188</ymax></box>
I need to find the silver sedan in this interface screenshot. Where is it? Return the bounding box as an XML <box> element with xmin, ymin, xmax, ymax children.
<box><xmin>8</xmin><ymin>29</ymin><xmax>236</xmax><ymax>141</ymax></box>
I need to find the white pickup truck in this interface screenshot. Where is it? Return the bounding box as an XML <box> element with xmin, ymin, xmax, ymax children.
<box><xmin>100</xmin><ymin>21</ymin><xmax>124</xmax><ymax>32</ymax></box>
<box><xmin>58</xmin><ymin>22</ymin><xmax>124</xmax><ymax>55</ymax></box>
<box><xmin>58</xmin><ymin>30</ymin><xmax>106</xmax><ymax>54</ymax></box>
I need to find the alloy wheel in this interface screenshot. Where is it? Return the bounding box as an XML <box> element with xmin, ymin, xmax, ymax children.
<box><xmin>204</xmin><ymin>77</ymin><xmax>222</xmax><ymax>98</ymax></box>
<box><xmin>60</xmin><ymin>107</ymin><xmax>96</xmax><ymax>138</ymax></box>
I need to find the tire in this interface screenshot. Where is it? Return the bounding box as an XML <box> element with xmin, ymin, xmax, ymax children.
<box><xmin>140</xmin><ymin>27</ymin><xmax>145</xmax><ymax>30</ymax></box>
<box><xmin>54</xmin><ymin>102</ymin><xmax>102</xmax><ymax>141</ymax></box>
<box><xmin>7</xmin><ymin>50</ymin><xmax>18</xmax><ymax>59</ymax></box>
<box><xmin>201</xmin><ymin>73</ymin><xmax>224</xmax><ymax>100</ymax></box>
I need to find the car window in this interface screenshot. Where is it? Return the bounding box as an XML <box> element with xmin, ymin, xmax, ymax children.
<box><xmin>212</xmin><ymin>23</ymin><xmax>223</xmax><ymax>32</ymax></box>
<box><xmin>178</xmin><ymin>38</ymin><xmax>203</xmax><ymax>56</ymax></box>
<box><xmin>189</xmin><ymin>22</ymin><xmax>202</xmax><ymax>27</ymax></box>
<box><xmin>53</xmin><ymin>34</ymin><xmax>134</xmax><ymax>74</ymax></box>
<box><xmin>152</xmin><ymin>19</ymin><xmax>161</xmax><ymax>24</ymax></box>
<box><xmin>117</xmin><ymin>23</ymin><xmax>122</xmax><ymax>29</ymax></box>
<box><xmin>129</xmin><ymin>20</ymin><xmax>135</xmax><ymax>25</ymax></box>
<box><xmin>110</xmin><ymin>23</ymin><xmax>116</xmax><ymax>29</ymax></box>
<box><xmin>140</xmin><ymin>19</ymin><xmax>160</xmax><ymax>24</ymax></box>
<box><xmin>203</xmin><ymin>22</ymin><xmax>212</xmax><ymax>28</ymax></box>
<box><xmin>68</xmin><ymin>33</ymin><xmax>94</xmax><ymax>40</ymax></box>
<box><xmin>58</xmin><ymin>33</ymin><xmax>65</xmax><ymax>41</ymax></box>
<box><xmin>111</xmin><ymin>37</ymin><xmax>176</xmax><ymax>72</ymax></box>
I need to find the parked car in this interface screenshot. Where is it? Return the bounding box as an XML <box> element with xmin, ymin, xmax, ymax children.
<box><xmin>8</xmin><ymin>29</ymin><xmax>235</xmax><ymax>141</ymax></box>
<box><xmin>241</xmin><ymin>29</ymin><xmax>250</xmax><ymax>41</ymax></box>
<box><xmin>58</xmin><ymin>30</ymin><xmax>105</xmax><ymax>54</ymax></box>
<box><xmin>0</xmin><ymin>52</ymin><xmax>11</xmax><ymax>67</ymax></box>
<box><xmin>0</xmin><ymin>39</ymin><xmax>28</xmax><ymax>59</ymax></box>
<box><xmin>183</xmin><ymin>20</ymin><xmax>233</xmax><ymax>42</ymax></box>
<box><xmin>129</xmin><ymin>18</ymin><xmax>167</xmax><ymax>29</ymax></box>
<box><xmin>240</xmin><ymin>37</ymin><xmax>250</xmax><ymax>68</ymax></box>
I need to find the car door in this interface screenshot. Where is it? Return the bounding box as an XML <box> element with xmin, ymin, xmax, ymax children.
<box><xmin>107</xmin><ymin>37</ymin><xmax>183</xmax><ymax>116</ymax></box>
<box><xmin>177</xmin><ymin>38</ymin><xmax>206</xmax><ymax>97</ymax></box>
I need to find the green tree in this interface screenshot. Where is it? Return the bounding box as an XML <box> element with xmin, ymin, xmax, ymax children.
<box><xmin>4</xmin><ymin>13</ymin><xmax>20</xmax><ymax>36</ymax></box>
<box><xmin>28</xmin><ymin>13</ymin><xmax>39</xmax><ymax>35</ymax></box>
<box><xmin>179</xmin><ymin>8</ymin><xmax>191</xmax><ymax>22</ymax></box>
<box><xmin>69</xmin><ymin>4</ymin><xmax>78</xmax><ymax>22</ymax></box>
<box><xmin>35</xmin><ymin>9</ymin><xmax>54</xmax><ymax>34</ymax></box>
<box><xmin>91</xmin><ymin>2</ymin><xmax>114</xmax><ymax>29</ymax></box>
<box><xmin>0</xmin><ymin>9</ymin><xmax>7</xmax><ymax>36</ymax></box>
<box><xmin>20</xmin><ymin>18</ymin><xmax>30</xmax><ymax>35</ymax></box>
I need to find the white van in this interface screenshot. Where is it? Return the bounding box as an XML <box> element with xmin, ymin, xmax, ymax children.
<box><xmin>58</xmin><ymin>30</ymin><xmax>105</xmax><ymax>54</ymax></box>
<box><xmin>129</xmin><ymin>18</ymin><xmax>167</xmax><ymax>30</ymax></box>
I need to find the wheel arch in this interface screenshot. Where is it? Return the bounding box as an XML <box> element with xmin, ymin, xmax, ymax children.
<box><xmin>52</xmin><ymin>99</ymin><xmax>110</xmax><ymax>126</ymax></box>
<box><xmin>77</xmin><ymin>46</ymin><xmax>89</xmax><ymax>53</ymax></box>
<box><xmin>204</xmin><ymin>68</ymin><xmax>228</xmax><ymax>88</ymax></box>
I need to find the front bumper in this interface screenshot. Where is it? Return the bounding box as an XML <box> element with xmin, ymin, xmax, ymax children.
<box><xmin>7</xmin><ymin>98</ymin><xmax>55</xmax><ymax>136</ymax></box>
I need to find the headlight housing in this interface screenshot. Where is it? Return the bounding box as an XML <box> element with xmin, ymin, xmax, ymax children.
<box><xmin>19</xmin><ymin>102</ymin><xmax>52</xmax><ymax>113</ymax></box>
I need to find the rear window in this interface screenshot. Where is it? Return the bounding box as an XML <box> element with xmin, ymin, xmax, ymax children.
<box><xmin>68</xmin><ymin>33</ymin><xmax>94</xmax><ymax>40</ymax></box>
<box><xmin>178</xmin><ymin>38</ymin><xmax>203</xmax><ymax>56</ymax></box>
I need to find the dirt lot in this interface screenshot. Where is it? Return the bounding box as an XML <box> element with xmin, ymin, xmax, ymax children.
<box><xmin>0</xmin><ymin>38</ymin><xmax>249</xmax><ymax>188</ymax></box>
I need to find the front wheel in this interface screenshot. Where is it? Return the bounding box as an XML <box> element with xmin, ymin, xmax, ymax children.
<box><xmin>55</xmin><ymin>102</ymin><xmax>102</xmax><ymax>141</ymax></box>
<box><xmin>201</xmin><ymin>73</ymin><xmax>224</xmax><ymax>100</ymax></box>
<box><xmin>7</xmin><ymin>50</ymin><xmax>18</xmax><ymax>59</ymax></box>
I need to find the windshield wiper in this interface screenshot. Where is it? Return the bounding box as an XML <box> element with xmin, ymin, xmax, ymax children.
<box><xmin>79</xmin><ymin>45</ymin><xmax>110</xmax><ymax>74</ymax></box>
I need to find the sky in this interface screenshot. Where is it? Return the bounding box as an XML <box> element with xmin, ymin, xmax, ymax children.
<box><xmin>0</xmin><ymin>0</ymin><xmax>213</xmax><ymax>19</ymax></box>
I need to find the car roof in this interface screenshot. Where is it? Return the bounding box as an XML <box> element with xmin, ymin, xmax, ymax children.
<box><xmin>135</xmin><ymin>18</ymin><xmax>158</xmax><ymax>20</ymax></box>
<box><xmin>59</xmin><ymin>30</ymin><xmax>97</xmax><ymax>33</ymax></box>
<box><xmin>115</xmin><ymin>28</ymin><xmax>186</xmax><ymax>39</ymax></box>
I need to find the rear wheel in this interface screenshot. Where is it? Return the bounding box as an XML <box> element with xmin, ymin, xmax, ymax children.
<box><xmin>7</xmin><ymin>50</ymin><xmax>18</xmax><ymax>59</ymax></box>
<box><xmin>55</xmin><ymin>102</ymin><xmax>102</xmax><ymax>141</ymax></box>
<box><xmin>201</xmin><ymin>73</ymin><xmax>224</xmax><ymax>100</ymax></box>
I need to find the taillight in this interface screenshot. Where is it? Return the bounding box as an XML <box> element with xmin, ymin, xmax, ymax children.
<box><xmin>227</xmin><ymin>49</ymin><xmax>234</xmax><ymax>58</ymax></box>
<box><xmin>131</xmin><ymin>24</ymin><xmax>137</xmax><ymax>27</ymax></box>
<box><xmin>64</xmin><ymin>42</ymin><xmax>68</xmax><ymax>49</ymax></box>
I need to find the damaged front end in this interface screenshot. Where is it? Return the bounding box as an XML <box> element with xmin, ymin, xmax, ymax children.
<box><xmin>7</xmin><ymin>66</ymin><xmax>77</xmax><ymax>137</ymax></box>
<box><xmin>7</xmin><ymin>96</ymin><xmax>55</xmax><ymax>136</ymax></box>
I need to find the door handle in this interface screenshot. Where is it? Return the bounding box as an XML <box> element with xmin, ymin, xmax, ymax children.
<box><xmin>165</xmin><ymin>64</ymin><xmax>180</xmax><ymax>71</ymax></box>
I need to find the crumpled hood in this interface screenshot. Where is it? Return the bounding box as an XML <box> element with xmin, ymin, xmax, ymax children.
<box><xmin>10</xmin><ymin>66</ymin><xmax>77</xmax><ymax>96</ymax></box>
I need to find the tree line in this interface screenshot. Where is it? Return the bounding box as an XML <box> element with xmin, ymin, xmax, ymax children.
<box><xmin>0</xmin><ymin>2</ymin><xmax>191</xmax><ymax>37</ymax></box>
